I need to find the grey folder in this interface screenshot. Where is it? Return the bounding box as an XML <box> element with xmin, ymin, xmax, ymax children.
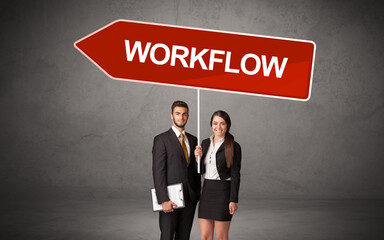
<box><xmin>151</xmin><ymin>183</ymin><xmax>185</xmax><ymax>211</ymax></box>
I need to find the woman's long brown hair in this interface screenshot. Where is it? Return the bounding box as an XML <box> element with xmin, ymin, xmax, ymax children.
<box><xmin>210</xmin><ymin>110</ymin><xmax>234</xmax><ymax>168</ymax></box>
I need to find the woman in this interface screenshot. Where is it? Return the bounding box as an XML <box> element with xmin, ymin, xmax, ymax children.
<box><xmin>195</xmin><ymin>110</ymin><xmax>241</xmax><ymax>240</ymax></box>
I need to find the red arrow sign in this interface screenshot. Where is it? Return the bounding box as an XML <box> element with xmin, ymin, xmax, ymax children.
<box><xmin>75</xmin><ymin>20</ymin><xmax>315</xmax><ymax>101</ymax></box>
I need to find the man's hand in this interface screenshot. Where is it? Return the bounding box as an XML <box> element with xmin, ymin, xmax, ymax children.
<box><xmin>162</xmin><ymin>200</ymin><xmax>178</xmax><ymax>213</ymax></box>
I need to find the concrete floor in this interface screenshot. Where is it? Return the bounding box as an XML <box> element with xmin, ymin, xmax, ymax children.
<box><xmin>1</xmin><ymin>189</ymin><xmax>384</xmax><ymax>240</ymax></box>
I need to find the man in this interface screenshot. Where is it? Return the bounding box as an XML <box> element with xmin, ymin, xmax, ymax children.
<box><xmin>152</xmin><ymin>100</ymin><xmax>201</xmax><ymax>240</ymax></box>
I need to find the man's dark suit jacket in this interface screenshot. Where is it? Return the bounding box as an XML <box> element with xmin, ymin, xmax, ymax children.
<box><xmin>200</xmin><ymin>138</ymin><xmax>242</xmax><ymax>203</ymax></box>
<box><xmin>153</xmin><ymin>128</ymin><xmax>201</xmax><ymax>204</ymax></box>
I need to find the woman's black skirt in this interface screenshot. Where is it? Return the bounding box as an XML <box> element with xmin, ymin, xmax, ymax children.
<box><xmin>198</xmin><ymin>179</ymin><xmax>232</xmax><ymax>221</ymax></box>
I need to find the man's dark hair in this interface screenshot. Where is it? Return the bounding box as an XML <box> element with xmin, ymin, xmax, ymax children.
<box><xmin>171</xmin><ymin>100</ymin><xmax>189</xmax><ymax>113</ymax></box>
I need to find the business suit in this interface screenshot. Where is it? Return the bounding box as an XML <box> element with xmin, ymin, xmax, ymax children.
<box><xmin>200</xmin><ymin>138</ymin><xmax>241</xmax><ymax>204</ymax></box>
<box><xmin>153</xmin><ymin>128</ymin><xmax>200</xmax><ymax>240</ymax></box>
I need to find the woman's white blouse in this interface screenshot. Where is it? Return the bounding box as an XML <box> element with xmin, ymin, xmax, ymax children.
<box><xmin>204</xmin><ymin>135</ymin><xmax>230</xmax><ymax>181</ymax></box>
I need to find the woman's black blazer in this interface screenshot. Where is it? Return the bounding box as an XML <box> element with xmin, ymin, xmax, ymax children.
<box><xmin>200</xmin><ymin>138</ymin><xmax>241</xmax><ymax>203</ymax></box>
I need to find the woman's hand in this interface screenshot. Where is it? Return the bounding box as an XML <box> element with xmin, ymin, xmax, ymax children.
<box><xmin>229</xmin><ymin>202</ymin><xmax>238</xmax><ymax>215</ymax></box>
<box><xmin>194</xmin><ymin>146</ymin><xmax>202</xmax><ymax>161</ymax></box>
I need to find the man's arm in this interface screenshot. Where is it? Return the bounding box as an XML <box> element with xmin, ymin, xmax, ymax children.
<box><xmin>152</xmin><ymin>135</ymin><xmax>178</xmax><ymax>212</ymax></box>
<box><xmin>152</xmin><ymin>135</ymin><xmax>170</xmax><ymax>203</ymax></box>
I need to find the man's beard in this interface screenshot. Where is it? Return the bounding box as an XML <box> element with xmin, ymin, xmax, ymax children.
<box><xmin>173</xmin><ymin>118</ymin><xmax>187</xmax><ymax>128</ymax></box>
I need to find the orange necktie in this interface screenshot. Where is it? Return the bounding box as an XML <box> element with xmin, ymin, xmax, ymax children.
<box><xmin>180</xmin><ymin>133</ymin><xmax>188</xmax><ymax>164</ymax></box>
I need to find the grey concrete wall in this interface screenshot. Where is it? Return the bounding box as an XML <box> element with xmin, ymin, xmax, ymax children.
<box><xmin>1</xmin><ymin>0</ymin><xmax>383</xmax><ymax>199</ymax></box>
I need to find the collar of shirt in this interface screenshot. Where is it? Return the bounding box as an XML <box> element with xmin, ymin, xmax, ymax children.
<box><xmin>172</xmin><ymin>126</ymin><xmax>190</xmax><ymax>155</ymax></box>
<box><xmin>172</xmin><ymin>126</ymin><xmax>186</xmax><ymax>138</ymax></box>
<box><xmin>209</xmin><ymin>134</ymin><xmax>225</xmax><ymax>145</ymax></box>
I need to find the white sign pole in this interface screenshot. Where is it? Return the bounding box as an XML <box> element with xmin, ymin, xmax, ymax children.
<box><xmin>197</xmin><ymin>88</ymin><xmax>201</xmax><ymax>174</ymax></box>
